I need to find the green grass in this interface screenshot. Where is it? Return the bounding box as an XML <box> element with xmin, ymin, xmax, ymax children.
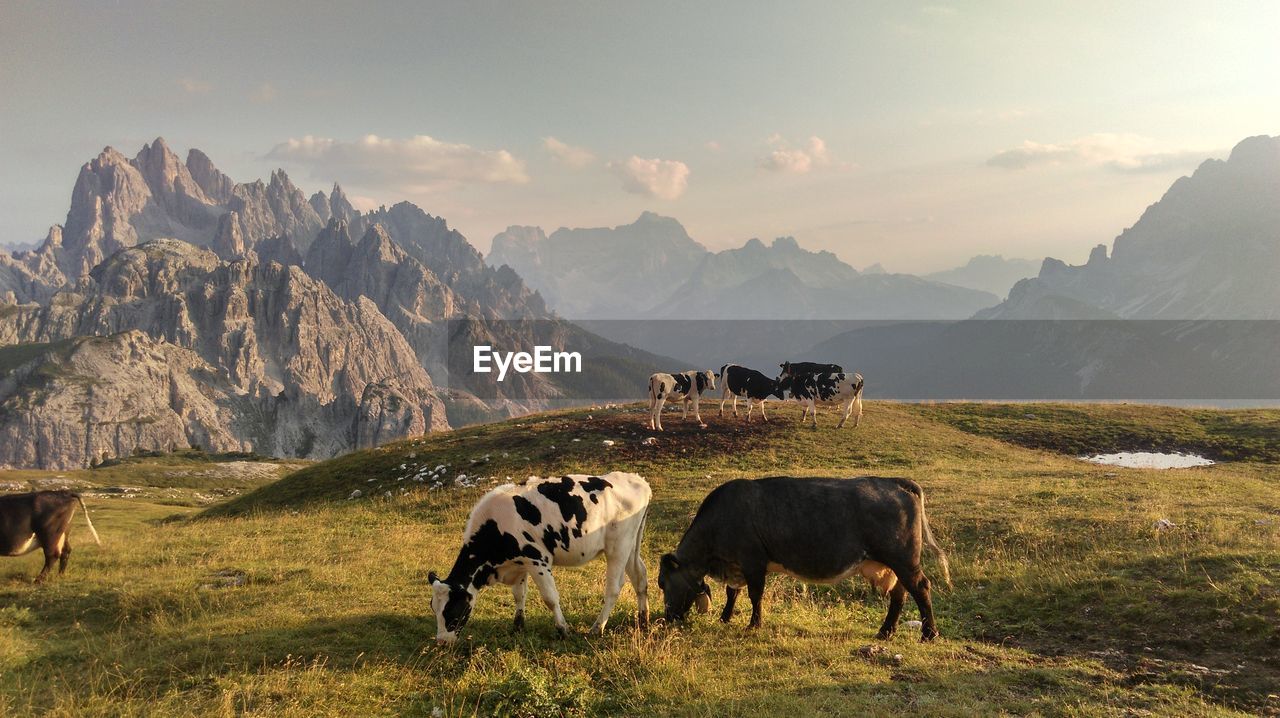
<box><xmin>2</xmin><ymin>402</ymin><xmax>1278</xmax><ymax>716</ymax></box>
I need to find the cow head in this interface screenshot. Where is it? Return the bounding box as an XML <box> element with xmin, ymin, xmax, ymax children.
<box><xmin>658</xmin><ymin>553</ymin><xmax>711</xmax><ymax>622</ymax></box>
<box><xmin>428</xmin><ymin>570</ymin><xmax>477</xmax><ymax>645</ymax></box>
<box><xmin>697</xmin><ymin>370</ymin><xmax>716</xmax><ymax>393</ymax></box>
<box><xmin>779</xmin><ymin>362</ymin><xmax>792</xmax><ymax>379</ymax></box>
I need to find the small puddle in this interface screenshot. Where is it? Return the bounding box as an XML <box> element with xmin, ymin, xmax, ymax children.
<box><xmin>1081</xmin><ymin>452</ymin><xmax>1215</xmax><ymax>469</ymax></box>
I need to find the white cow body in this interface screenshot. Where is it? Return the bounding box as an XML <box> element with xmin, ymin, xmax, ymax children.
<box><xmin>430</xmin><ymin>472</ymin><xmax>651</xmax><ymax>644</ymax></box>
<box><xmin>648</xmin><ymin>371</ymin><xmax>716</xmax><ymax>431</ymax></box>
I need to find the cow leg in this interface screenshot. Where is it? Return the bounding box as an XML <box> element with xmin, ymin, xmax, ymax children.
<box><xmin>899</xmin><ymin>569</ymin><xmax>938</xmax><ymax>641</ymax></box>
<box><xmin>837</xmin><ymin>397</ymin><xmax>855</xmax><ymax>428</ymax></box>
<box><xmin>732</xmin><ymin>394</ymin><xmax>739</xmax><ymax>417</ymax></box>
<box><xmin>759</xmin><ymin>400</ymin><xmax>769</xmax><ymax>423</ymax></box>
<box><xmin>808</xmin><ymin>399</ymin><xmax>818</xmax><ymax>429</ymax></box>
<box><xmin>745</xmin><ymin>398</ymin><xmax>753</xmax><ymax>423</ymax></box>
<box><xmin>59</xmin><ymin>537</ymin><xmax>72</xmax><ymax>575</ymax></box>
<box><xmin>718</xmin><ymin>387</ymin><xmax>729</xmax><ymax>417</ymax></box>
<box><xmin>745</xmin><ymin>569</ymin><xmax>768</xmax><ymax>628</ymax></box>
<box><xmin>530</xmin><ymin>568</ymin><xmax>570</xmax><ymax>637</ymax></box>
<box><xmin>721</xmin><ymin>586</ymin><xmax>740</xmax><ymax>623</ymax></box>
<box><xmin>589</xmin><ymin>554</ymin><xmax>629</xmax><ymax>635</ymax></box>
<box><xmin>691</xmin><ymin>395</ymin><xmax>706</xmax><ymax>428</ymax></box>
<box><xmin>511</xmin><ymin>574</ymin><xmax>529</xmax><ymax>631</ymax></box>
<box><xmin>626</xmin><ymin>550</ymin><xmax>649</xmax><ymax>630</ymax></box>
<box><xmin>650</xmin><ymin>394</ymin><xmax>664</xmax><ymax>431</ymax></box>
<box><xmin>680</xmin><ymin>398</ymin><xmax>689</xmax><ymax>420</ymax></box>
<box><xmin>875</xmin><ymin>582</ymin><xmax>907</xmax><ymax>640</ymax></box>
<box><xmin>35</xmin><ymin>543</ymin><xmax>58</xmax><ymax>584</ymax></box>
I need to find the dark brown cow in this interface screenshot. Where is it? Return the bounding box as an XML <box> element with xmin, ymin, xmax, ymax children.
<box><xmin>1</xmin><ymin>490</ymin><xmax>101</xmax><ymax>582</ymax></box>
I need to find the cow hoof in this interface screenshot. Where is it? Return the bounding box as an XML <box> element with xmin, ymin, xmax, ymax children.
<box><xmin>920</xmin><ymin>629</ymin><xmax>939</xmax><ymax>642</ymax></box>
<box><xmin>875</xmin><ymin>629</ymin><xmax>895</xmax><ymax>641</ymax></box>
<box><xmin>698</xmin><ymin>423</ymin><xmax>707</xmax><ymax>429</ymax></box>
<box><xmin>555</xmin><ymin>626</ymin><xmax>569</xmax><ymax>639</ymax></box>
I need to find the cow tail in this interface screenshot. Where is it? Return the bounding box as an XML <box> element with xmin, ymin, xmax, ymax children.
<box><xmin>852</xmin><ymin>374</ymin><xmax>865</xmax><ymax>426</ymax></box>
<box><xmin>631</xmin><ymin>505</ymin><xmax>650</xmax><ymax>569</ymax></box>
<box><xmin>76</xmin><ymin>495</ymin><xmax>102</xmax><ymax>545</ymax></box>
<box><xmin>918</xmin><ymin>490</ymin><xmax>950</xmax><ymax>589</ymax></box>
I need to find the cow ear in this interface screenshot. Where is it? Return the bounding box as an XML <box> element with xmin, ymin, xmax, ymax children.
<box><xmin>428</xmin><ymin>570</ymin><xmax>439</xmax><ymax>584</ymax></box>
<box><xmin>660</xmin><ymin>552</ymin><xmax>679</xmax><ymax>570</ymax></box>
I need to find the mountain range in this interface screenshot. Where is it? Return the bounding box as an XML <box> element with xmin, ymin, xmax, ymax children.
<box><xmin>488</xmin><ymin>214</ymin><xmax>1001</xmax><ymax>320</ymax></box>
<box><xmin>0</xmin><ymin>139</ymin><xmax>669</xmax><ymax>469</ymax></box>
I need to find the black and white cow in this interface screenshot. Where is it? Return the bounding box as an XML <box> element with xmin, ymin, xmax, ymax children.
<box><xmin>779</xmin><ymin>369</ymin><xmax>865</xmax><ymax>429</ymax></box>
<box><xmin>658</xmin><ymin>476</ymin><xmax>950</xmax><ymax>641</ymax></box>
<box><xmin>716</xmin><ymin>364</ymin><xmax>787</xmax><ymax>422</ymax></box>
<box><xmin>429</xmin><ymin>472</ymin><xmax>651</xmax><ymax>644</ymax></box>
<box><xmin>1</xmin><ymin>490</ymin><xmax>101</xmax><ymax>583</ymax></box>
<box><xmin>648</xmin><ymin>370</ymin><xmax>716</xmax><ymax>431</ymax></box>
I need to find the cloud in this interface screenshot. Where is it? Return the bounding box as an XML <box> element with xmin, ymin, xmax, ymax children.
<box><xmin>609</xmin><ymin>156</ymin><xmax>690</xmax><ymax>200</ymax></box>
<box><xmin>542</xmin><ymin>137</ymin><xmax>595</xmax><ymax>168</ymax></box>
<box><xmin>921</xmin><ymin>5</ymin><xmax>958</xmax><ymax>18</ymax></box>
<box><xmin>760</xmin><ymin>135</ymin><xmax>836</xmax><ymax>174</ymax></box>
<box><xmin>178</xmin><ymin>77</ymin><xmax>212</xmax><ymax>94</ymax></box>
<box><xmin>265</xmin><ymin>134</ymin><xmax>530</xmax><ymax>191</ymax></box>
<box><xmin>705</xmin><ymin>140</ymin><xmax>722</xmax><ymax>151</ymax></box>
<box><xmin>251</xmin><ymin>82</ymin><xmax>278</xmax><ymax>103</ymax></box>
<box><xmin>987</xmin><ymin>133</ymin><xmax>1208</xmax><ymax>173</ymax></box>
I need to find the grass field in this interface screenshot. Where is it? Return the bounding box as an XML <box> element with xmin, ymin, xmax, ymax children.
<box><xmin>2</xmin><ymin>402</ymin><xmax>1277</xmax><ymax>716</ymax></box>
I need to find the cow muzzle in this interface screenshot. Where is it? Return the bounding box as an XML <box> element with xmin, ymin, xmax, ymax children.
<box><xmin>436</xmin><ymin>631</ymin><xmax>458</xmax><ymax>646</ymax></box>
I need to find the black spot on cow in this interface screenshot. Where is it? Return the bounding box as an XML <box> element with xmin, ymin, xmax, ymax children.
<box><xmin>512</xmin><ymin>495</ymin><xmax>541</xmax><ymax>525</ymax></box>
<box><xmin>520</xmin><ymin>544</ymin><xmax>543</xmax><ymax>561</ymax></box>
<box><xmin>471</xmin><ymin>564</ymin><xmax>496</xmax><ymax>589</ymax></box>
<box><xmin>446</xmin><ymin>519</ymin><xmax>522</xmax><ymax>588</ymax></box>
<box><xmin>673</xmin><ymin>373</ymin><xmax>692</xmax><ymax>395</ymax></box>
<box><xmin>541</xmin><ymin>524</ymin><xmax>571</xmax><ymax>554</ymax></box>
<box><xmin>572</xmin><ymin>527</ymin><xmax>582</xmax><ymax>538</ymax></box>
<box><xmin>522</xmin><ymin>531</ymin><xmax>535</xmax><ymax>543</ymax></box>
<box><xmin>579</xmin><ymin>476</ymin><xmax>613</xmax><ymax>493</ymax></box>
<box><xmin>536</xmin><ymin>477</ymin><xmax>587</xmax><ymax>525</ymax></box>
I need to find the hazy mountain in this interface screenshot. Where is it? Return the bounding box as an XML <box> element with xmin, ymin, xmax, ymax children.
<box><xmin>923</xmin><ymin>255</ymin><xmax>1040</xmax><ymax>299</ymax></box>
<box><xmin>980</xmin><ymin>135</ymin><xmax>1280</xmax><ymax>319</ymax></box>
<box><xmin>489</xmin><ymin>212</ymin><xmax>707</xmax><ymax>318</ymax></box>
<box><xmin>488</xmin><ymin>213</ymin><xmax>998</xmax><ymax>320</ymax></box>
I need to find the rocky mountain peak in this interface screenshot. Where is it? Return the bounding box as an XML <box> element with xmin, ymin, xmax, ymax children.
<box><xmin>186</xmin><ymin>148</ymin><xmax>235</xmax><ymax>204</ymax></box>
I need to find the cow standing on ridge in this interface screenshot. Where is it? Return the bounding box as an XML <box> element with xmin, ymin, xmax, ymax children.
<box><xmin>779</xmin><ymin>367</ymin><xmax>865</xmax><ymax>429</ymax></box>
<box><xmin>658</xmin><ymin>476</ymin><xmax>949</xmax><ymax>641</ymax></box>
<box><xmin>648</xmin><ymin>370</ymin><xmax>716</xmax><ymax>430</ymax></box>
<box><xmin>717</xmin><ymin>364</ymin><xmax>786</xmax><ymax>422</ymax></box>
<box><xmin>429</xmin><ymin>472</ymin><xmax>651</xmax><ymax>644</ymax></box>
<box><xmin>1</xmin><ymin>490</ymin><xmax>101</xmax><ymax>583</ymax></box>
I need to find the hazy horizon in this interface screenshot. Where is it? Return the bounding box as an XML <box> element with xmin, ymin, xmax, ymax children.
<box><xmin>3</xmin><ymin>1</ymin><xmax>1277</xmax><ymax>273</ymax></box>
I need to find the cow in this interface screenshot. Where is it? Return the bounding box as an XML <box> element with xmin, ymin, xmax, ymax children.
<box><xmin>429</xmin><ymin>472</ymin><xmax>651</xmax><ymax>645</ymax></box>
<box><xmin>657</xmin><ymin>476</ymin><xmax>950</xmax><ymax>641</ymax></box>
<box><xmin>779</xmin><ymin>361</ymin><xmax>843</xmax><ymax>377</ymax></box>
<box><xmin>716</xmin><ymin>364</ymin><xmax>787</xmax><ymax>422</ymax></box>
<box><xmin>1</xmin><ymin>490</ymin><xmax>101</xmax><ymax>583</ymax></box>
<box><xmin>648</xmin><ymin>370</ymin><xmax>716</xmax><ymax>431</ymax></box>
<box><xmin>779</xmin><ymin>369</ymin><xmax>865</xmax><ymax>429</ymax></box>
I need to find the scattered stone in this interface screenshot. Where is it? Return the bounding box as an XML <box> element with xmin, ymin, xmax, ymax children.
<box><xmin>602</xmin><ymin>440</ymin><xmax>615</xmax><ymax>447</ymax></box>
<box><xmin>642</xmin><ymin>437</ymin><xmax>658</xmax><ymax>446</ymax></box>
<box><xmin>348</xmin><ymin>489</ymin><xmax>363</xmax><ymax>499</ymax></box>
<box><xmin>906</xmin><ymin>620</ymin><xmax>923</xmax><ymax>630</ymax></box>
<box><xmin>1155</xmin><ymin>518</ymin><xmax>1176</xmax><ymax>530</ymax></box>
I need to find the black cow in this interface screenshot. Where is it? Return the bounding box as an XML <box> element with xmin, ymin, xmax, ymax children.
<box><xmin>658</xmin><ymin>476</ymin><xmax>950</xmax><ymax>641</ymax></box>
<box><xmin>1</xmin><ymin>490</ymin><xmax>101</xmax><ymax>583</ymax></box>
<box><xmin>716</xmin><ymin>364</ymin><xmax>786</xmax><ymax>422</ymax></box>
<box><xmin>779</xmin><ymin>361</ymin><xmax>843</xmax><ymax>377</ymax></box>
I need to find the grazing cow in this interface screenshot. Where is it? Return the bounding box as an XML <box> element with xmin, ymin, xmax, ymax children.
<box><xmin>648</xmin><ymin>370</ymin><xmax>716</xmax><ymax>431</ymax></box>
<box><xmin>429</xmin><ymin>472</ymin><xmax>651</xmax><ymax>644</ymax></box>
<box><xmin>779</xmin><ymin>361</ymin><xmax>843</xmax><ymax>377</ymax></box>
<box><xmin>780</xmin><ymin>370</ymin><xmax>865</xmax><ymax>429</ymax></box>
<box><xmin>658</xmin><ymin>476</ymin><xmax>950</xmax><ymax>641</ymax></box>
<box><xmin>1</xmin><ymin>490</ymin><xmax>101</xmax><ymax>583</ymax></box>
<box><xmin>716</xmin><ymin>364</ymin><xmax>786</xmax><ymax>422</ymax></box>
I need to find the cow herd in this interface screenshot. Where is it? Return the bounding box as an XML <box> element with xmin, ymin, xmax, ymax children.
<box><xmin>649</xmin><ymin>361</ymin><xmax>865</xmax><ymax>431</ymax></box>
<box><xmin>5</xmin><ymin>359</ymin><xmax>947</xmax><ymax>652</ymax></box>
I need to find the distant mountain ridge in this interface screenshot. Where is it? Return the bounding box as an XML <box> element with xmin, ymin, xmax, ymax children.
<box><xmin>923</xmin><ymin>255</ymin><xmax>1040</xmax><ymax>299</ymax></box>
<box><xmin>488</xmin><ymin>214</ymin><xmax>999</xmax><ymax>319</ymax></box>
<box><xmin>980</xmin><ymin>135</ymin><xmax>1280</xmax><ymax>319</ymax></box>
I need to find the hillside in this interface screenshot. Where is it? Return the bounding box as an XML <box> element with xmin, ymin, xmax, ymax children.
<box><xmin>3</xmin><ymin>401</ymin><xmax>1276</xmax><ymax>716</ymax></box>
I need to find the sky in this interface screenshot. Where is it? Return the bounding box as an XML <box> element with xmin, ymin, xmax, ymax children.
<box><xmin>1</xmin><ymin>1</ymin><xmax>1277</xmax><ymax>273</ymax></box>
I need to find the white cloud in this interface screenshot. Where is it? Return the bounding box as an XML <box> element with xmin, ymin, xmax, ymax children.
<box><xmin>542</xmin><ymin>137</ymin><xmax>595</xmax><ymax>168</ymax></box>
<box><xmin>921</xmin><ymin>5</ymin><xmax>959</xmax><ymax>18</ymax></box>
<box><xmin>251</xmin><ymin>82</ymin><xmax>278</xmax><ymax>103</ymax></box>
<box><xmin>760</xmin><ymin>135</ymin><xmax>836</xmax><ymax>174</ymax></box>
<box><xmin>609</xmin><ymin>156</ymin><xmax>690</xmax><ymax>200</ymax></box>
<box><xmin>265</xmin><ymin>134</ymin><xmax>530</xmax><ymax>191</ymax></box>
<box><xmin>987</xmin><ymin>133</ymin><xmax>1208</xmax><ymax>173</ymax></box>
<box><xmin>178</xmin><ymin>77</ymin><xmax>211</xmax><ymax>94</ymax></box>
<box><xmin>705</xmin><ymin>140</ymin><xmax>722</xmax><ymax>151</ymax></box>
